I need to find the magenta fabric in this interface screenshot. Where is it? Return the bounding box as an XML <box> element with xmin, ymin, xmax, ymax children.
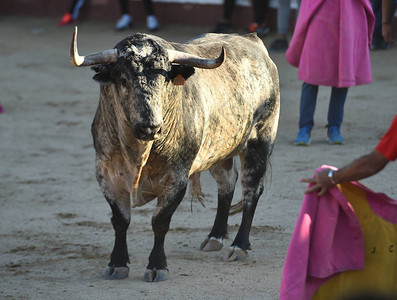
<box><xmin>280</xmin><ymin>166</ymin><xmax>364</xmax><ymax>300</ymax></box>
<box><xmin>280</xmin><ymin>165</ymin><xmax>397</xmax><ymax>300</ymax></box>
<box><xmin>285</xmin><ymin>0</ymin><xmax>375</xmax><ymax>88</ymax></box>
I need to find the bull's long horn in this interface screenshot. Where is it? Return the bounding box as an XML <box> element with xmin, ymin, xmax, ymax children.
<box><xmin>70</xmin><ymin>26</ymin><xmax>118</xmax><ymax>67</ymax></box>
<box><xmin>167</xmin><ymin>47</ymin><xmax>225</xmax><ymax>69</ymax></box>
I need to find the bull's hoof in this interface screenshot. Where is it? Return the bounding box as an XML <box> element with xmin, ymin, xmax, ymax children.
<box><xmin>103</xmin><ymin>266</ymin><xmax>129</xmax><ymax>279</ymax></box>
<box><xmin>223</xmin><ymin>246</ymin><xmax>248</xmax><ymax>262</ymax></box>
<box><xmin>144</xmin><ymin>268</ymin><xmax>169</xmax><ymax>282</ymax></box>
<box><xmin>200</xmin><ymin>237</ymin><xmax>223</xmax><ymax>252</ymax></box>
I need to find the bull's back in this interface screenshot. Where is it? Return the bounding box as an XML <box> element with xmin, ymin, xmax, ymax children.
<box><xmin>180</xmin><ymin>34</ymin><xmax>279</xmax><ymax>174</ymax></box>
<box><xmin>183</xmin><ymin>33</ymin><xmax>277</xmax><ymax>113</ymax></box>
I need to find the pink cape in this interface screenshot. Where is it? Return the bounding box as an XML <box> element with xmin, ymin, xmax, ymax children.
<box><xmin>285</xmin><ymin>0</ymin><xmax>375</xmax><ymax>88</ymax></box>
<box><xmin>279</xmin><ymin>166</ymin><xmax>397</xmax><ymax>300</ymax></box>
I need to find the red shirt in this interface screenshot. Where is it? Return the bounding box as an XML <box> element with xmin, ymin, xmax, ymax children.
<box><xmin>376</xmin><ymin>114</ymin><xmax>397</xmax><ymax>161</ymax></box>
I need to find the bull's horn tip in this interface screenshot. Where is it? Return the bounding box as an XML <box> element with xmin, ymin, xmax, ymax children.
<box><xmin>70</xmin><ymin>26</ymin><xmax>84</xmax><ymax>67</ymax></box>
<box><xmin>72</xmin><ymin>26</ymin><xmax>78</xmax><ymax>38</ymax></box>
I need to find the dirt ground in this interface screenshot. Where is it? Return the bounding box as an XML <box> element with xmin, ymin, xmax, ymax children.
<box><xmin>0</xmin><ymin>16</ymin><xmax>396</xmax><ymax>300</ymax></box>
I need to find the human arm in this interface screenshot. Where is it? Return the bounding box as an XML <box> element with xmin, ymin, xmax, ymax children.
<box><xmin>382</xmin><ymin>0</ymin><xmax>396</xmax><ymax>44</ymax></box>
<box><xmin>301</xmin><ymin>150</ymin><xmax>390</xmax><ymax>196</ymax></box>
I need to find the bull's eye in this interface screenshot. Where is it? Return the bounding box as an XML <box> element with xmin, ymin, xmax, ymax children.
<box><xmin>120</xmin><ymin>78</ymin><xmax>128</xmax><ymax>88</ymax></box>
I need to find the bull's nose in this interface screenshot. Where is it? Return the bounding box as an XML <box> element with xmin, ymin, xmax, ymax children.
<box><xmin>135</xmin><ymin>123</ymin><xmax>162</xmax><ymax>141</ymax></box>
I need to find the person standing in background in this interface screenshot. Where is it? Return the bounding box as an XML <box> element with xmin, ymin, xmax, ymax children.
<box><xmin>381</xmin><ymin>0</ymin><xmax>396</xmax><ymax>44</ymax></box>
<box><xmin>59</xmin><ymin>0</ymin><xmax>159</xmax><ymax>31</ymax></box>
<box><xmin>248</xmin><ymin>0</ymin><xmax>270</xmax><ymax>36</ymax></box>
<box><xmin>269</xmin><ymin>0</ymin><xmax>301</xmax><ymax>52</ymax></box>
<box><xmin>58</xmin><ymin>0</ymin><xmax>84</xmax><ymax>26</ymax></box>
<box><xmin>212</xmin><ymin>0</ymin><xmax>237</xmax><ymax>33</ymax></box>
<box><xmin>213</xmin><ymin>0</ymin><xmax>270</xmax><ymax>35</ymax></box>
<box><xmin>371</xmin><ymin>0</ymin><xmax>388</xmax><ymax>49</ymax></box>
<box><xmin>286</xmin><ymin>0</ymin><xmax>375</xmax><ymax>146</ymax></box>
<box><xmin>115</xmin><ymin>0</ymin><xmax>159</xmax><ymax>31</ymax></box>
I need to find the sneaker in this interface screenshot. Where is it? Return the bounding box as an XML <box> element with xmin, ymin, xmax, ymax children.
<box><xmin>212</xmin><ymin>21</ymin><xmax>234</xmax><ymax>34</ymax></box>
<box><xmin>249</xmin><ymin>22</ymin><xmax>270</xmax><ymax>37</ymax></box>
<box><xmin>115</xmin><ymin>14</ymin><xmax>133</xmax><ymax>31</ymax></box>
<box><xmin>269</xmin><ymin>38</ymin><xmax>289</xmax><ymax>52</ymax></box>
<box><xmin>58</xmin><ymin>13</ymin><xmax>74</xmax><ymax>26</ymax></box>
<box><xmin>327</xmin><ymin>126</ymin><xmax>344</xmax><ymax>144</ymax></box>
<box><xmin>295</xmin><ymin>127</ymin><xmax>311</xmax><ymax>146</ymax></box>
<box><xmin>147</xmin><ymin>15</ymin><xmax>159</xmax><ymax>31</ymax></box>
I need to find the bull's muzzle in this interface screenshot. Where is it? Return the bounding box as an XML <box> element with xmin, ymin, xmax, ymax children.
<box><xmin>134</xmin><ymin>123</ymin><xmax>162</xmax><ymax>141</ymax></box>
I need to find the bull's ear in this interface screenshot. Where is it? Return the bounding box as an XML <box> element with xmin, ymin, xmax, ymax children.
<box><xmin>91</xmin><ymin>65</ymin><xmax>112</xmax><ymax>84</ymax></box>
<box><xmin>167</xmin><ymin>65</ymin><xmax>195</xmax><ymax>86</ymax></box>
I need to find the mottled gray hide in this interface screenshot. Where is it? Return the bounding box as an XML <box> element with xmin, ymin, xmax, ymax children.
<box><xmin>84</xmin><ymin>32</ymin><xmax>280</xmax><ymax>282</ymax></box>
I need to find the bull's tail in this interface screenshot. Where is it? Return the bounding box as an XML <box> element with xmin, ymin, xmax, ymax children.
<box><xmin>189</xmin><ymin>172</ymin><xmax>206</xmax><ymax>212</ymax></box>
<box><xmin>229</xmin><ymin>201</ymin><xmax>243</xmax><ymax>215</ymax></box>
<box><xmin>229</xmin><ymin>159</ymin><xmax>273</xmax><ymax>216</ymax></box>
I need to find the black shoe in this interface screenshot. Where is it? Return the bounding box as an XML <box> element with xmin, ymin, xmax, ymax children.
<box><xmin>269</xmin><ymin>38</ymin><xmax>289</xmax><ymax>52</ymax></box>
<box><xmin>212</xmin><ymin>21</ymin><xmax>235</xmax><ymax>34</ymax></box>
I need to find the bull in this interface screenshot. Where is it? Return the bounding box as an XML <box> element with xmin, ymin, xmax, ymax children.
<box><xmin>69</xmin><ymin>26</ymin><xmax>280</xmax><ymax>282</ymax></box>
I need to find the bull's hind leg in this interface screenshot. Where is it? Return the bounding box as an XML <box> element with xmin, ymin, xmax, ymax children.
<box><xmin>225</xmin><ymin>137</ymin><xmax>274</xmax><ymax>262</ymax></box>
<box><xmin>201</xmin><ymin>158</ymin><xmax>238</xmax><ymax>252</ymax></box>
<box><xmin>96</xmin><ymin>163</ymin><xmax>131</xmax><ymax>280</ymax></box>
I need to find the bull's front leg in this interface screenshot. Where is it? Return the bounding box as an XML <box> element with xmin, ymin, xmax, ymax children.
<box><xmin>104</xmin><ymin>197</ymin><xmax>131</xmax><ymax>279</ymax></box>
<box><xmin>96</xmin><ymin>163</ymin><xmax>131</xmax><ymax>280</ymax></box>
<box><xmin>144</xmin><ymin>181</ymin><xmax>188</xmax><ymax>282</ymax></box>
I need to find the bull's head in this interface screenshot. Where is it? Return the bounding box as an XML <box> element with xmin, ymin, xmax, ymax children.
<box><xmin>70</xmin><ymin>27</ymin><xmax>225</xmax><ymax>141</ymax></box>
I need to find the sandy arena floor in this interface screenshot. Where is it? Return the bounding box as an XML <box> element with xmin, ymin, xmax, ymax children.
<box><xmin>0</xmin><ymin>16</ymin><xmax>396</xmax><ymax>299</ymax></box>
